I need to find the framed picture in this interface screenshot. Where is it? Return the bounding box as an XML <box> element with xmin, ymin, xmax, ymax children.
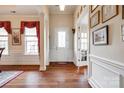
<box><xmin>91</xmin><ymin>5</ymin><xmax>98</xmax><ymax>13</ymax></box>
<box><xmin>102</xmin><ymin>5</ymin><xmax>118</xmax><ymax>23</ymax></box>
<box><xmin>80</xmin><ymin>6</ymin><xmax>83</xmax><ymax>14</ymax></box>
<box><xmin>122</xmin><ymin>5</ymin><xmax>124</xmax><ymax>19</ymax></box>
<box><xmin>77</xmin><ymin>12</ymin><xmax>79</xmax><ymax>18</ymax></box>
<box><xmin>121</xmin><ymin>25</ymin><xmax>124</xmax><ymax>41</ymax></box>
<box><xmin>12</xmin><ymin>28</ymin><xmax>21</xmax><ymax>45</ymax></box>
<box><xmin>90</xmin><ymin>11</ymin><xmax>100</xmax><ymax>28</ymax></box>
<box><xmin>93</xmin><ymin>25</ymin><xmax>109</xmax><ymax>45</ymax></box>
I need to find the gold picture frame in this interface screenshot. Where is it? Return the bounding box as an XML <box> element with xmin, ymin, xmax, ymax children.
<box><xmin>122</xmin><ymin>5</ymin><xmax>124</xmax><ymax>19</ymax></box>
<box><xmin>80</xmin><ymin>6</ymin><xmax>83</xmax><ymax>14</ymax></box>
<box><xmin>121</xmin><ymin>25</ymin><xmax>124</xmax><ymax>41</ymax></box>
<box><xmin>12</xmin><ymin>28</ymin><xmax>21</xmax><ymax>45</ymax></box>
<box><xmin>102</xmin><ymin>5</ymin><xmax>118</xmax><ymax>23</ymax></box>
<box><xmin>91</xmin><ymin>5</ymin><xmax>98</xmax><ymax>13</ymax></box>
<box><xmin>90</xmin><ymin>11</ymin><xmax>100</xmax><ymax>28</ymax></box>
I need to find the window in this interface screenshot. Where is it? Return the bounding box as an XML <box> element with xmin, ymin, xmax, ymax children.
<box><xmin>0</xmin><ymin>27</ymin><xmax>8</xmax><ymax>55</ymax></box>
<box><xmin>25</xmin><ymin>27</ymin><xmax>38</xmax><ymax>55</ymax></box>
<box><xmin>58</xmin><ymin>31</ymin><xmax>66</xmax><ymax>48</ymax></box>
<box><xmin>81</xmin><ymin>32</ymin><xmax>87</xmax><ymax>50</ymax></box>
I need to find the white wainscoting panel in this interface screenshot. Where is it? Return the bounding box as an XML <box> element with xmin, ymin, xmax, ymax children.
<box><xmin>88</xmin><ymin>55</ymin><xmax>124</xmax><ymax>88</ymax></box>
<box><xmin>0</xmin><ymin>53</ymin><xmax>40</xmax><ymax>65</ymax></box>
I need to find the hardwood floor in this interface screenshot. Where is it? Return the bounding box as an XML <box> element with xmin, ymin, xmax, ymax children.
<box><xmin>1</xmin><ymin>62</ymin><xmax>91</xmax><ymax>88</ymax></box>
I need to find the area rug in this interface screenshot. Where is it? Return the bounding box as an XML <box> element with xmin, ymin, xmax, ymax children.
<box><xmin>0</xmin><ymin>71</ymin><xmax>23</xmax><ymax>87</ymax></box>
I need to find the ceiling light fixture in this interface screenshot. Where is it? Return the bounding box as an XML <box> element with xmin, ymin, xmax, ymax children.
<box><xmin>59</xmin><ymin>5</ymin><xmax>65</xmax><ymax>11</ymax></box>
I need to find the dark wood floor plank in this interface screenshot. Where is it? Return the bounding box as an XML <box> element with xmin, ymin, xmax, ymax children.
<box><xmin>0</xmin><ymin>65</ymin><xmax>40</xmax><ymax>71</ymax></box>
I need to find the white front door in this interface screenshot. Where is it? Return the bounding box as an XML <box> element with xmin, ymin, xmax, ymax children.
<box><xmin>50</xmin><ymin>27</ymin><xmax>73</xmax><ymax>62</ymax></box>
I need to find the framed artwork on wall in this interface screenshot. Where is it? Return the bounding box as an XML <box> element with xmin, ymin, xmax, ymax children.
<box><xmin>80</xmin><ymin>6</ymin><xmax>83</xmax><ymax>14</ymax></box>
<box><xmin>93</xmin><ymin>25</ymin><xmax>109</xmax><ymax>45</ymax></box>
<box><xmin>102</xmin><ymin>5</ymin><xmax>118</xmax><ymax>23</ymax></box>
<box><xmin>12</xmin><ymin>28</ymin><xmax>21</xmax><ymax>45</ymax></box>
<box><xmin>121</xmin><ymin>25</ymin><xmax>124</xmax><ymax>41</ymax></box>
<box><xmin>90</xmin><ymin>11</ymin><xmax>100</xmax><ymax>28</ymax></box>
<box><xmin>91</xmin><ymin>5</ymin><xmax>98</xmax><ymax>13</ymax></box>
<box><xmin>77</xmin><ymin>12</ymin><xmax>79</xmax><ymax>19</ymax></box>
<box><xmin>122</xmin><ymin>5</ymin><xmax>124</xmax><ymax>19</ymax></box>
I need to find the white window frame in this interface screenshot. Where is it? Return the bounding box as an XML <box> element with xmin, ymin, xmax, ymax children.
<box><xmin>0</xmin><ymin>27</ymin><xmax>9</xmax><ymax>55</ymax></box>
<box><xmin>81</xmin><ymin>32</ymin><xmax>88</xmax><ymax>51</ymax></box>
<box><xmin>24</xmin><ymin>27</ymin><xmax>38</xmax><ymax>55</ymax></box>
<box><xmin>58</xmin><ymin>31</ymin><xmax>66</xmax><ymax>48</ymax></box>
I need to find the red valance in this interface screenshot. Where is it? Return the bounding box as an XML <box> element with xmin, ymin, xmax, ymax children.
<box><xmin>0</xmin><ymin>21</ymin><xmax>12</xmax><ymax>34</ymax></box>
<box><xmin>20</xmin><ymin>21</ymin><xmax>40</xmax><ymax>52</ymax></box>
<box><xmin>20</xmin><ymin>21</ymin><xmax>40</xmax><ymax>34</ymax></box>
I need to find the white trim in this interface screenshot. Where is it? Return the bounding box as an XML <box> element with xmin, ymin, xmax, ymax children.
<box><xmin>88</xmin><ymin>77</ymin><xmax>102</xmax><ymax>88</ymax></box>
<box><xmin>39</xmin><ymin>66</ymin><xmax>46</xmax><ymax>71</ymax></box>
<box><xmin>90</xmin><ymin>54</ymin><xmax>124</xmax><ymax>70</ymax></box>
<box><xmin>91</xmin><ymin>59</ymin><xmax>120</xmax><ymax>75</ymax></box>
<box><xmin>88</xmin><ymin>54</ymin><xmax>124</xmax><ymax>88</ymax></box>
<box><xmin>46</xmin><ymin>61</ymin><xmax>49</xmax><ymax>66</ymax></box>
<box><xmin>73</xmin><ymin>60</ymin><xmax>77</xmax><ymax>66</ymax></box>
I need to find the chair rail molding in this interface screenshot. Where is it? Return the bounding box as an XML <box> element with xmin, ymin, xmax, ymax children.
<box><xmin>90</xmin><ymin>55</ymin><xmax>124</xmax><ymax>70</ymax></box>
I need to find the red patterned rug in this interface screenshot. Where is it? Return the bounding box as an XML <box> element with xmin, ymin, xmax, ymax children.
<box><xmin>0</xmin><ymin>71</ymin><xmax>23</xmax><ymax>87</ymax></box>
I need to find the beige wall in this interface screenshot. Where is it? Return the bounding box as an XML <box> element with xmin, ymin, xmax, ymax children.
<box><xmin>90</xmin><ymin>5</ymin><xmax>124</xmax><ymax>63</ymax></box>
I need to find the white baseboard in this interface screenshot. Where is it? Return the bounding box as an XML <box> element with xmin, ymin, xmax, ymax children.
<box><xmin>39</xmin><ymin>66</ymin><xmax>46</xmax><ymax>71</ymax></box>
<box><xmin>73</xmin><ymin>60</ymin><xmax>88</xmax><ymax>67</ymax></box>
<box><xmin>46</xmin><ymin>62</ymin><xmax>49</xmax><ymax>66</ymax></box>
<box><xmin>88</xmin><ymin>77</ymin><xmax>102</xmax><ymax>88</ymax></box>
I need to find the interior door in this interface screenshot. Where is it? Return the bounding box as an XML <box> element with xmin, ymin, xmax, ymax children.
<box><xmin>50</xmin><ymin>27</ymin><xmax>73</xmax><ymax>62</ymax></box>
<box><xmin>77</xmin><ymin>28</ymin><xmax>88</xmax><ymax>66</ymax></box>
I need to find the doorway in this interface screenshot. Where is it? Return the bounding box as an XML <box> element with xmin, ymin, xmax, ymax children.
<box><xmin>75</xmin><ymin>7</ymin><xmax>89</xmax><ymax>67</ymax></box>
<box><xmin>49</xmin><ymin>27</ymin><xmax>73</xmax><ymax>62</ymax></box>
<box><xmin>77</xmin><ymin>27</ymin><xmax>88</xmax><ymax>66</ymax></box>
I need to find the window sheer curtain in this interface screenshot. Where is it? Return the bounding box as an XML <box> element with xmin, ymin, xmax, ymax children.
<box><xmin>20</xmin><ymin>21</ymin><xmax>40</xmax><ymax>53</ymax></box>
<box><xmin>0</xmin><ymin>21</ymin><xmax>12</xmax><ymax>34</ymax></box>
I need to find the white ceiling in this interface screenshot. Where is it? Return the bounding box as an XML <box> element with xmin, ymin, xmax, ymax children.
<box><xmin>0</xmin><ymin>5</ymin><xmax>77</xmax><ymax>15</ymax></box>
<box><xmin>0</xmin><ymin>5</ymin><xmax>42</xmax><ymax>15</ymax></box>
<box><xmin>49</xmin><ymin>5</ymin><xmax>77</xmax><ymax>14</ymax></box>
